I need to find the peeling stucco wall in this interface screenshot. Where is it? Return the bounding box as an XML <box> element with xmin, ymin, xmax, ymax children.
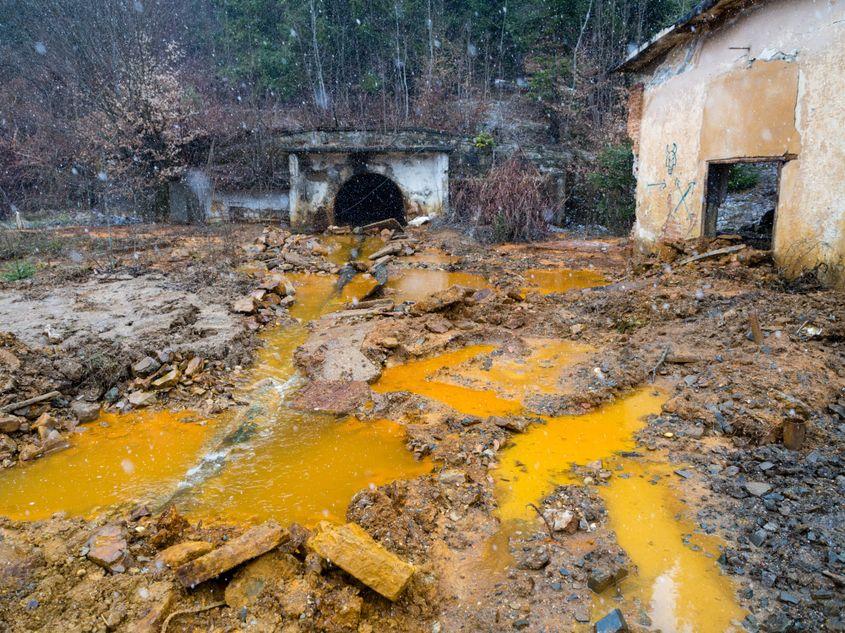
<box><xmin>630</xmin><ymin>0</ymin><xmax>845</xmax><ymax>283</ymax></box>
<box><xmin>289</xmin><ymin>151</ymin><xmax>449</xmax><ymax>231</ymax></box>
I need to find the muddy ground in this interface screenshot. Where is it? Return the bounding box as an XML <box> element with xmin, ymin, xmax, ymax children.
<box><xmin>0</xmin><ymin>222</ymin><xmax>843</xmax><ymax>632</ymax></box>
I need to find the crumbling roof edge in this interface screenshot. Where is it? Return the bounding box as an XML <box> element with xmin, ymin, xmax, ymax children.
<box><xmin>614</xmin><ymin>0</ymin><xmax>762</xmax><ymax>73</ymax></box>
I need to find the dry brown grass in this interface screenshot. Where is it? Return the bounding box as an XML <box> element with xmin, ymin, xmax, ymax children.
<box><xmin>453</xmin><ymin>152</ymin><xmax>550</xmax><ymax>243</ymax></box>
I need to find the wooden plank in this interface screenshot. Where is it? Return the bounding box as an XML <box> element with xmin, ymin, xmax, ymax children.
<box><xmin>676</xmin><ymin>244</ymin><xmax>746</xmax><ymax>266</ymax></box>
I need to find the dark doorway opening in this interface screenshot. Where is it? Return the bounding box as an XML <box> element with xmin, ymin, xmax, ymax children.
<box><xmin>703</xmin><ymin>160</ymin><xmax>781</xmax><ymax>249</ymax></box>
<box><xmin>334</xmin><ymin>173</ymin><xmax>405</xmax><ymax>227</ymax></box>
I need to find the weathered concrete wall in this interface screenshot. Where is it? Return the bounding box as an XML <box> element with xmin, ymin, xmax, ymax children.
<box><xmin>174</xmin><ymin>169</ymin><xmax>289</xmax><ymax>224</ymax></box>
<box><xmin>630</xmin><ymin>0</ymin><xmax>845</xmax><ymax>282</ymax></box>
<box><xmin>289</xmin><ymin>151</ymin><xmax>449</xmax><ymax>231</ymax></box>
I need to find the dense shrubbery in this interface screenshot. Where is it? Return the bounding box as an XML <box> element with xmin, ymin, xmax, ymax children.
<box><xmin>728</xmin><ymin>163</ymin><xmax>761</xmax><ymax>192</ymax></box>
<box><xmin>584</xmin><ymin>142</ymin><xmax>636</xmax><ymax>234</ymax></box>
<box><xmin>453</xmin><ymin>154</ymin><xmax>549</xmax><ymax>243</ymax></box>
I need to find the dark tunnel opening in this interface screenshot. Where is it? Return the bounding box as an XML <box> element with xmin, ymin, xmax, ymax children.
<box><xmin>333</xmin><ymin>173</ymin><xmax>405</xmax><ymax>227</ymax></box>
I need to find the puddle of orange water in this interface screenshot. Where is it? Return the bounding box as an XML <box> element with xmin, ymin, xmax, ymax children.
<box><xmin>493</xmin><ymin>388</ymin><xmax>744</xmax><ymax>632</ymax></box>
<box><xmin>180</xmin><ymin>416</ymin><xmax>432</xmax><ymax>525</ymax></box>
<box><xmin>595</xmin><ymin>456</ymin><xmax>745</xmax><ymax>633</ymax></box>
<box><xmin>322</xmin><ymin>234</ymin><xmax>384</xmax><ymax>266</ymax></box>
<box><xmin>404</xmin><ymin>248</ymin><xmax>461</xmax><ymax>266</ymax></box>
<box><xmin>521</xmin><ymin>268</ymin><xmax>606</xmax><ymax>295</ymax></box>
<box><xmin>494</xmin><ymin>388</ymin><xmax>666</xmax><ymax>523</ymax></box>
<box><xmin>0</xmin><ymin>271</ymin><xmax>427</xmax><ymax>526</ymax></box>
<box><xmin>373</xmin><ymin>345</ymin><xmax>522</xmax><ymax>417</ymax></box>
<box><xmin>384</xmin><ymin>269</ymin><xmax>490</xmax><ymax>303</ymax></box>
<box><xmin>439</xmin><ymin>338</ymin><xmax>591</xmax><ymax>402</ymax></box>
<box><xmin>0</xmin><ymin>409</ymin><xmax>215</xmax><ymax>521</ymax></box>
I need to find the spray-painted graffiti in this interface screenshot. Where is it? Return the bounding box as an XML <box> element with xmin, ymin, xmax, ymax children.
<box><xmin>645</xmin><ymin>141</ymin><xmax>698</xmax><ymax>239</ymax></box>
<box><xmin>665</xmin><ymin>143</ymin><xmax>678</xmax><ymax>175</ymax></box>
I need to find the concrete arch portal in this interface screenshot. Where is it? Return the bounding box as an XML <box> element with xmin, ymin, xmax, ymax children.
<box><xmin>334</xmin><ymin>173</ymin><xmax>405</xmax><ymax>226</ymax></box>
<box><xmin>283</xmin><ymin>130</ymin><xmax>452</xmax><ymax>231</ymax></box>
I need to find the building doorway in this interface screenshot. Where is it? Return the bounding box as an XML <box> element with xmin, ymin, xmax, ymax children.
<box><xmin>703</xmin><ymin>160</ymin><xmax>782</xmax><ymax>249</ymax></box>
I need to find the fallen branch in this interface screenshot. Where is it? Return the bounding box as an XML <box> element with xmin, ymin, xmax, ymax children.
<box><xmin>650</xmin><ymin>347</ymin><xmax>670</xmax><ymax>383</ymax></box>
<box><xmin>160</xmin><ymin>601</ymin><xmax>226</xmax><ymax>633</ymax></box>
<box><xmin>676</xmin><ymin>244</ymin><xmax>746</xmax><ymax>266</ymax></box>
<box><xmin>0</xmin><ymin>390</ymin><xmax>61</xmax><ymax>413</ymax></box>
<box><xmin>527</xmin><ymin>503</ymin><xmax>557</xmax><ymax>542</ymax></box>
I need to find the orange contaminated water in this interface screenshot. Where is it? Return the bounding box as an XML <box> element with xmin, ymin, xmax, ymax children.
<box><xmin>373</xmin><ymin>345</ymin><xmax>522</xmax><ymax>417</ymax></box>
<box><xmin>374</xmin><ymin>341</ymin><xmax>742</xmax><ymax>632</ymax></box>
<box><xmin>595</xmin><ymin>456</ymin><xmax>745</xmax><ymax>633</ymax></box>
<box><xmin>180</xmin><ymin>415</ymin><xmax>432</xmax><ymax>525</ymax></box>
<box><xmin>494</xmin><ymin>388</ymin><xmax>744</xmax><ymax>632</ymax></box>
<box><xmin>0</xmin><ymin>409</ymin><xmax>214</xmax><ymax>521</ymax></box>
<box><xmin>437</xmin><ymin>338</ymin><xmax>591</xmax><ymax>402</ymax></box>
<box><xmin>403</xmin><ymin>248</ymin><xmax>461</xmax><ymax>265</ymax></box>
<box><xmin>493</xmin><ymin>388</ymin><xmax>666</xmax><ymax>523</ymax></box>
<box><xmin>384</xmin><ymin>269</ymin><xmax>490</xmax><ymax>302</ymax></box>
<box><xmin>0</xmin><ymin>264</ymin><xmax>429</xmax><ymax>525</ymax></box>
<box><xmin>521</xmin><ymin>268</ymin><xmax>607</xmax><ymax>294</ymax></box>
<box><xmin>322</xmin><ymin>234</ymin><xmax>384</xmax><ymax>266</ymax></box>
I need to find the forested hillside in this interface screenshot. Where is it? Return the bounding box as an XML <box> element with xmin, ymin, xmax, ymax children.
<box><xmin>0</xmin><ymin>0</ymin><xmax>695</xmax><ymax>221</ymax></box>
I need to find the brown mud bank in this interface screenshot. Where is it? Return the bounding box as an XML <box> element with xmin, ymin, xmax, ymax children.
<box><xmin>0</xmin><ymin>224</ymin><xmax>843</xmax><ymax>632</ymax></box>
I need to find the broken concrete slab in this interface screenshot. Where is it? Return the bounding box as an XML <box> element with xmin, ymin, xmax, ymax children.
<box><xmin>175</xmin><ymin>521</ymin><xmax>286</xmax><ymax>588</ymax></box>
<box><xmin>308</xmin><ymin>521</ymin><xmax>415</xmax><ymax>601</ymax></box>
<box><xmin>294</xmin><ymin>321</ymin><xmax>381</xmax><ymax>383</ymax></box>
<box><xmin>289</xmin><ymin>380</ymin><xmax>371</xmax><ymax>414</ymax></box>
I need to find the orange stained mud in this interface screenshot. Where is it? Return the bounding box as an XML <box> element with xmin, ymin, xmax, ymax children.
<box><xmin>0</xmin><ymin>409</ymin><xmax>215</xmax><ymax>521</ymax></box>
<box><xmin>521</xmin><ymin>268</ymin><xmax>607</xmax><ymax>295</ymax></box>
<box><xmin>595</xmin><ymin>456</ymin><xmax>745</xmax><ymax>633</ymax></box>
<box><xmin>384</xmin><ymin>269</ymin><xmax>490</xmax><ymax>302</ymax></box>
<box><xmin>441</xmin><ymin>338</ymin><xmax>591</xmax><ymax>401</ymax></box>
<box><xmin>180</xmin><ymin>416</ymin><xmax>432</xmax><ymax>525</ymax></box>
<box><xmin>373</xmin><ymin>345</ymin><xmax>522</xmax><ymax>417</ymax></box>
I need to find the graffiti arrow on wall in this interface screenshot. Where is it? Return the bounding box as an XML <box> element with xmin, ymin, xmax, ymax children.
<box><xmin>647</xmin><ymin>181</ymin><xmax>667</xmax><ymax>189</ymax></box>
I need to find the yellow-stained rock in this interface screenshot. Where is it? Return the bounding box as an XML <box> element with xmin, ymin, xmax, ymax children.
<box><xmin>308</xmin><ymin>521</ymin><xmax>414</xmax><ymax>601</ymax></box>
<box><xmin>154</xmin><ymin>540</ymin><xmax>213</xmax><ymax>569</ymax></box>
<box><xmin>175</xmin><ymin>521</ymin><xmax>286</xmax><ymax>588</ymax></box>
<box><xmin>224</xmin><ymin>551</ymin><xmax>300</xmax><ymax>609</ymax></box>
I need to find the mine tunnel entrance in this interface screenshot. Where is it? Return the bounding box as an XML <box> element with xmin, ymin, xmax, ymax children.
<box><xmin>704</xmin><ymin>160</ymin><xmax>781</xmax><ymax>249</ymax></box>
<box><xmin>334</xmin><ymin>173</ymin><xmax>405</xmax><ymax>227</ymax></box>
